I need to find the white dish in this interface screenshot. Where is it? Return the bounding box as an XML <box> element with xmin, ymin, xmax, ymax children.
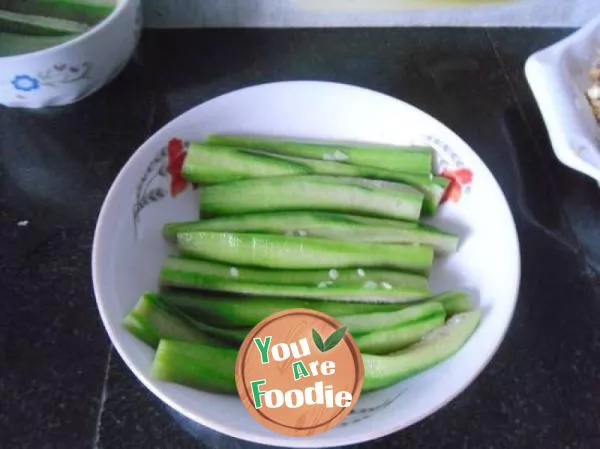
<box><xmin>92</xmin><ymin>81</ymin><xmax>520</xmax><ymax>447</ymax></box>
<box><xmin>525</xmin><ymin>14</ymin><xmax>600</xmax><ymax>185</ymax></box>
<box><xmin>0</xmin><ymin>0</ymin><xmax>141</xmax><ymax>109</ymax></box>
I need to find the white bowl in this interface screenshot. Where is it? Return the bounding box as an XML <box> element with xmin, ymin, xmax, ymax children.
<box><xmin>525</xmin><ymin>14</ymin><xmax>600</xmax><ymax>185</ymax></box>
<box><xmin>92</xmin><ymin>81</ymin><xmax>520</xmax><ymax>447</ymax></box>
<box><xmin>0</xmin><ymin>0</ymin><xmax>141</xmax><ymax>109</ymax></box>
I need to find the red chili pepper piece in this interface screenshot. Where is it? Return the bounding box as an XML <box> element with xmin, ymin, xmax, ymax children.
<box><xmin>440</xmin><ymin>168</ymin><xmax>471</xmax><ymax>204</ymax></box>
<box><xmin>453</xmin><ymin>168</ymin><xmax>473</xmax><ymax>185</ymax></box>
<box><xmin>440</xmin><ymin>181</ymin><xmax>462</xmax><ymax>204</ymax></box>
<box><xmin>166</xmin><ymin>138</ymin><xmax>188</xmax><ymax>197</ymax></box>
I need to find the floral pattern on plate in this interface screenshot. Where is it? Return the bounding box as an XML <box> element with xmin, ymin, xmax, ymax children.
<box><xmin>11</xmin><ymin>62</ymin><xmax>93</xmax><ymax>94</ymax></box>
<box><xmin>340</xmin><ymin>389</ymin><xmax>408</xmax><ymax>427</ymax></box>
<box><xmin>132</xmin><ymin>138</ymin><xmax>196</xmax><ymax>236</ymax></box>
<box><xmin>420</xmin><ymin>135</ymin><xmax>474</xmax><ymax>205</ymax></box>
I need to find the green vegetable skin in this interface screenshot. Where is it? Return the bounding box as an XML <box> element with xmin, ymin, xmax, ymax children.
<box><xmin>200</xmin><ymin>175</ymin><xmax>424</xmax><ymax>222</ymax></box>
<box><xmin>150</xmin><ymin>311</ymin><xmax>480</xmax><ymax>394</ymax></box>
<box><xmin>0</xmin><ymin>31</ymin><xmax>76</xmax><ymax>56</ymax></box>
<box><xmin>206</xmin><ymin>134</ymin><xmax>434</xmax><ymax>175</ymax></box>
<box><xmin>433</xmin><ymin>291</ymin><xmax>474</xmax><ymax>315</ymax></box>
<box><xmin>161</xmin><ymin>268</ymin><xmax>430</xmax><ymax>304</ymax></box>
<box><xmin>154</xmin><ymin>299</ymin><xmax>456</xmax><ymax>346</ymax></box>
<box><xmin>362</xmin><ymin>310</ymin><xmax>481</xmax><ymax>391</ymax></box>
<box><xmin>164</xmin><ymin>212</ymin><xmax>459</xmax><ymax>253</ymax></box>
<box><xmin>176</xmin><ymin>232</ymin><xmax>434</xmax><ymax>272</ymax></box>
<box><xmin>159</xmin><ymin>290</ymin><xmax>473</xmax><ymax>329</ymax></box>
<box><xmin>161</xmin><ymin>256</ymin><xmax>429</xmax><ymax>289</ymax></box>
<box><xmin>339</xmin><ymin>301</ymin><xmax>444</xmax><ymax>335</ymax></box>
<box><xmin>182</xmin><ymin>143</ymin><xmax>446</xmax><ymax>213</ymax></box>
<box><xmin>0</xmin><ymin>8</ymin><xmax>89</xmax><ymax>35</ymax></box>
<box><xmin>354</xmin><ymin>312</ymin><xmax>445</xmax><ymax>354</ymax></box>
<box><xmin>122</xmin><ymin>293</ymin><xmax>214</xmax><ymax>348</ymax></box>
<box><xmin>124</xmin><ymin>293</ymin><xmax>247</xmax><ymax>347</ymax></box>
<box><xmin>152</xmin><ymin>340</ymin><xmax>238</xmax><ymax>394</ymax></box>
<box><xmin>160</xmin><ymin>291</ymin><xmax>410</xmax><ymax>328</ymax></box>
<box><xmin>4</xmin><ymin>0</ymin><xmax>115</xmax><ymax>25</ymax></box>
<box><xmin>179</xmin><ymin>315</ymin><xmax>249</xmax><ymax>345</ymax></box>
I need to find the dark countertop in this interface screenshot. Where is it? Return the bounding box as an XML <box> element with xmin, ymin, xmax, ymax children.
<box><xmin>2</xmin><ymin>28</ymin><xmax>600</xmax><ymax>449</ymax></box>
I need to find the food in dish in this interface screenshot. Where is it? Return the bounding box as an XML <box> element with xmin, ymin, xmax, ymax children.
<box><xmin>0</xmin><ymin>0</ymin><xmax>116</xmax><ymax>56</ymax></box>
<box><xmin>122</xmin><ymin>134</ymin><xmax>481</xmax><ymax>395</ymax></box>
<box><xmin>586</xmin><ymin>51</ymin><xmax>600</xmax><ymax>123</ymax></box>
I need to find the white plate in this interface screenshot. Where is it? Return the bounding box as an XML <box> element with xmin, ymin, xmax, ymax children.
<box><xmin>92</xmin><ymin>81</ymin><xmax>520</xmax><ymax>447</ymax></box>
<box><xmin>525</xmin><ymin>14</ymin><xmax>600</xmax><ymax>186</ymax></box>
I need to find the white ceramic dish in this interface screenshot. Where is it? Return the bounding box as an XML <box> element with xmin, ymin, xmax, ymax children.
<box><xmin>92</xmin><ymin>81</ymin><xmax>520</xmax><ymax>447</ymax></box>
<box><xmin>0</xmin><ymin>0</ymin><xmax>141</xmax><ymax>109</ymax></box>
<box><xmin>525</xmin><ymin>14</ymin><xmax>600</xmax><ymax>185</ymax></box>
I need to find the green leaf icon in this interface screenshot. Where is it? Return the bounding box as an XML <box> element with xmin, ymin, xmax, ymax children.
<box><xmin>323</xmin><ymin>326</ymin><xmax>347</xmax><ymax>352</ymax></box>
<box><xmin>312</xmin><ymin>328</ymin><xmax>325</xmax><ymax>351</ymax></box>
<box><xmin>312</xmin><ymin>326</ymin><xmax>347</xmax><ymax>352</ymax></box>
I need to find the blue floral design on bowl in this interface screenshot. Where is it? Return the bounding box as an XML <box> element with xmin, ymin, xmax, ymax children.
<box><xmin>11</xmin><ymin>75</ymin><xmax>40</xmax><ymax>92</ymax></box>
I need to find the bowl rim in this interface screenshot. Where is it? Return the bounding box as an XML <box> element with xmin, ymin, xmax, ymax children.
<box><xmin>0</xmin><ymin>0</ymin><xmax>133</xmax><ymax>62</ymax></box>
<box><xmin>91</xmin><ymin>80</ymin><xmax>521</xmax><ymax>448</ymax></box>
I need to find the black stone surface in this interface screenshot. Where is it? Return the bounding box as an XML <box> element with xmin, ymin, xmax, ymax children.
<box><xmin>488</xmin><ymin>29</ymin><xmax>600</xmax><ymax>275</ymax></box>
<box><xmin>1</xmin><ymin>28</ymin><xmax>599</xmax><ymax>449</ymax></box>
